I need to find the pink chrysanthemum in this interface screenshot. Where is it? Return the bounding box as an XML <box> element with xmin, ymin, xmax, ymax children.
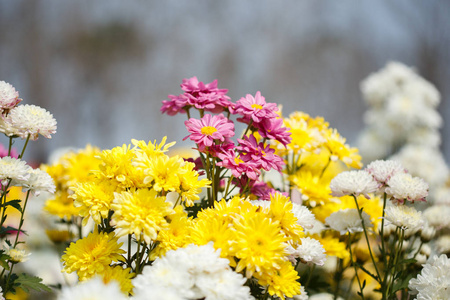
<box><xmin>184</xmin><ymin>114</ymin><xmax>235</xmax><ymax>150</ymax></box>
<box><xmin>251</xmin><ymin>180</ymin><xmax>283</xmax><ymax>200</ymax></box>
<box><xmin>162</xmin><ymin>77</ymin><xmax>232</xmax><ymax>115</ymax></box>
<box><xmin>255</xmin><ymin>117</ymin><xmax>292</xmax><ymax>146</ymax></box>
<box><xmin>238</xmin><ymin>134</ymin><xmax>284</xmax><ymax>172</ymax></box>
<box><xmin>231</xmin><ymin>91</ymin><xmax>278</xmax><ymax>123</ymax></box>
<box><xmin>160</xmin><ymin>94</ymin><xmax>189</xmax><ymax>115</ymax></box>
<box><xmin>217</xmin><ymin>149</ymin><xmax>260</xmax><ymax>180</ymax></box>
<box><xmin>0</xmin><ymin>81</ymin><xmax>22</xmax><ymax>112</ymax></box>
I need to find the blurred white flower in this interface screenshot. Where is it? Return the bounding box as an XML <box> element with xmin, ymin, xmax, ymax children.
<box><xmin>57</xmin><ymin>277</ymin><xmax>126</xmax><ymax>300</ymax></box>
<box><xmin>325</xmin><ymin>209</ymin><xmax>373</xmax><ymax>235</ymax></box>
<box><xmin>423</xmin><ymin>205</ymin><xmax>450</xmax><ymax>229</ymax></box>
<box><xmin>384</xmin><ymin>205</ymin><xmax>424</xmax><ymax>231</ymax></box>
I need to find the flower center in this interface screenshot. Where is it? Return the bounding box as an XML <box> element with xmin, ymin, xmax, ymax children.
<box><xmin>201</xmin><ymin>126</ymin><xmax>218</xmax><ymax>136</ymax></box>
<box><xmin>234</xmin><ymin>157</ymin><xmax>244</xmax><ymax>165</ymax></box>
<box><xmin>251</xmin><ymin>104</ymin><xmax>263</xmax><ymax>110</ymax></box>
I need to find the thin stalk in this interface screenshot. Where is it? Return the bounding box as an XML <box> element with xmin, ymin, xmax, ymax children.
<box><xmin>18</xmin><ymin>134</ymin><xmax>31</xmax><ymax>159</ymax></box>
<box><xmin>348</xmin><ymin>234</ymin><xmax>365</xmax><ymax>300</ymax></box>
<box><xmin>353</xmin><ymin>196</ymin><xmax>381</xmax><ymax>282</ymax></box>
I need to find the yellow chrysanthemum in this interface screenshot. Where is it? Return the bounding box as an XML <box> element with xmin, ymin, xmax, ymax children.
<box><xmin>44</xmin><ymin>191</ymin><xmax>81</xmax><ymax>220</ymax></box>
<box><xmin>100</xmin><ymin>266</ymin><xmax>135</xmax><ymax>295</ymax></box>
<box><xmin>110</xmin><ymin>188</ymin><xmax>174</xmax><ymax>244</ymax></box>
<box><xmin>233</xmin><ymin>210</ymin><xmax>288</xmax><ymax>277</ymax></box>
<box><xmin>190</xmin><ymin>214</ymin><xmax>237</xmax><ymax>266</ymax></box>
<box><xmin>313</xmin><ymin>233</ymin><xmax>349</xmax><ymax>260</ymax></box>
<box><xmin>323</xmin><ymin>129</ymin><xmax>362</xmax><ymax>169</ymax></box>
<box><xmin>94</xmin><ymin>144</ymin><xmax>146</xmax><ymax>191</ymax></box>
<box><xmin>64</xmin><ymin>144</ymin><xmax>101</xmax><ymax>185</ymax></box>
<box><xmin>61</xmin><ymin>231</ymin><xmax>125</xmax><ymax>281</ymax></box>
<box><xmin>70</xmin><ymin>181</ymin><xmax>116</xmax><ymax>225</ymax></box>
<box><xmin>197</xmin><ymin>196</ymin><xmax>243</xmax><ymax>224</ymax></box>
<box><xmin>290</xmin><ymin>170</ymin><xmax>332</xmax><ymax>207</ymax></box>
<box><xmin>135</xmin><ymin>154</ymin><xmax>184</xmax><ymax>192</ymax></box>
<box><xmin>151</xmin><ymin>206</ymin><xmax>194</xmax><ymax>259</ymax></box>
<box><xmin>132</xmin><ymin>136</ymin><xmax>176</xmax><ymax>158</ymax></box>
<box><xmin>254</xmin><ymin>260</ymin><xmax>301</xmax><ymax>300</ymax></box>
<box><xmin>178</xmin><ymin>162</ymin><xmax>210</xmax><ymax>207</ymax></box>
<box><xmin>269</xmin><ymin>193</ymin><xmax>304</xmax><ymax>242</ymax></box>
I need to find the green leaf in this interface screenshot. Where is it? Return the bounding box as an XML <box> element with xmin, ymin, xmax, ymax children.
<box><xmin>0</xmin><ymin>226</ymin><xmax>26</xmax><ymax>236</ymax></box>
<box><xmin>13</xmin><ymin>273</ymin><xmax>52</xmax><ymax>293</ymax></box>
<box><xmin>392</xmin><ymin>273</ymin><xmax>415</xmax><ymax>293</ymax></box>
<box><xmin>0</xmin><ymin>252</ymin><xmax>11</xmax><ymax>270</ymax></box>
<box><xmin>1</xmin><ymin>199</ymin><xmax>22</xmax><ymax>213</ymax></box>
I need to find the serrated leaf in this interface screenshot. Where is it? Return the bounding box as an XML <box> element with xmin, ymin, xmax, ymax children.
<box><xmin>2</xmin><ymin>199</ymin><xmax>22</xmax><ymax>213</ymax></box>
<box><xmin>14</xmin><ymin>273</ymin><xmax>52</xmax><ymax>293</ymax></box>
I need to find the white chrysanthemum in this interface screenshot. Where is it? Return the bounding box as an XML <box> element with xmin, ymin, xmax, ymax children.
<box><xmin>0</xmin><ymin>286</ymin><xmax>4</xmax><ymax>300</ymax></box>
<box><xmin>390</xmin><ymin>145</ymin><xmax>449</xmax><ymax>190</ymax></box>
<box><xmin>435</xmin><ymin>235</ymin><xmax>450</xmax><ymax>255</ymax></box>
<box><xmin>325</xmin><ymin>209</ymin><xmax>373</xmax><ymax>235</ymax></box>
<box><xmin>0</xmin><ymin>81</ymin><xmax>21</xmax><ymax>111</ymax></box>
<box><xmin>292</xmin><ymin>203</ymin><xmax>315</xmax><ymax>230</ymax></box>
<box><xmin>133</xmin><ymin>243</ymin><xmax>252</xmax><ymax>300</ymax></box>
<box><xmin>57</xmin><ymin>277</ymin><xmax>127</xmax><ymax>300</ymax></box>
<box><xmin>293</xmin><ymin>237</ymin><xmax>326</xmax><ymax>266</ymax></box>
<box><xmin>195</xmin><ymin>268</ymin><xmax>254</xmax><ymax>300</ymax></box>
<box><xmin>1</xmin><ymin>104</ymin><xmax>57</xmax><ymax>140</ymax></box>
<box><xmin>385</xmin><ymin>172</ymin><xmax>428</xmax><ymax>203</ymax></box>
<box><xmin>2</xmin><ymin>242</ymin><xmax>30</xmax><ymax>263</ymax></box>
<box><xmin>423</xmin><ymin>205</ymin><xmax>450</xmax><ymax>229</ymax></box>
<box><xmin>132</xmin><ymin>284</ymin><xmax>185</xmax><ymax>300</ymax></box>
<box><xmin>384</xmin><ymin>205</ymin><xmax>424</xmax><ymax>230</ymax></box>
<box><xmin>22</xmin><ymin>168</ymin><xmax>56</xmax><ymax>196</ymax></box>
<box><xmin>409</xmin><ymin>255</ymin><xmax>450</xmax><ymax>300</ymax></box>
<box><xmin>330</xmin><ymin>170</ymin><xmax>379</xmax><ymax>198</ymax></box>
<box><xmin>309</xmin><ymin>293</ymin><xmax>343</xmax><ymax>300</ymax></box>
<box><xmin>0</xmin><ymin>156</ymin><xmax>32</xmax><ymax>185</ymax></box>
<box><xmin>365</xmin><ymin>160</ymin><xmax>405</xmax><ymax>185</ymax></box>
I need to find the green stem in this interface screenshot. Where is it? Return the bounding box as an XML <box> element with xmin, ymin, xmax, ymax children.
<box><xmin>18</xmin><ymin>134</ymin><xmax>31</xmax><ymax>159</ymax></box>
<box><xmin>13</xmin><ymin>190</ymin><xmax>31</xmax><ymax>247</ymax></box>
<box><xmin>348</xmin><ymin>234</ymin><xmax>365</xmax><ymax>300</ymax></box>
<box><xmin>353</xmin><ymin>196</ymin><xmax>381</xmax><ymax>282</ymax></box>
<box><xmin>304</xmin><ymin>264</ymin><xmax>316</xmax><ymax>290</ymax></box>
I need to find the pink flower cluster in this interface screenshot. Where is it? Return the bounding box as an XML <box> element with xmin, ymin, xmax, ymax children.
<box><xmin>161</xmin><ymin>76</ymin><xmax>232</xmax><ymax>115</ymax></box>
<box><xmin>163</xmin><ymin>77</ymin><xmax>291</xmax><ymax>200</ymax></box>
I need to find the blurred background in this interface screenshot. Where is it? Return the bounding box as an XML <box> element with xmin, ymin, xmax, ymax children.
<box><xmin>0</xmin><ymin>0</ymin><xmax>449</xmax><ymax>164</ymax></box>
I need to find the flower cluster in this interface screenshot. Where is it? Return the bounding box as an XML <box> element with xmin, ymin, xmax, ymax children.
<box><xmin>0</xmin><ymin>81</ymin><xmax>56</xmax><ymax>297</ymax></box>
<box><xmin>358</xmin><ymin>62</ymin><xmax>441</xmax><ymax>162</ymax></box>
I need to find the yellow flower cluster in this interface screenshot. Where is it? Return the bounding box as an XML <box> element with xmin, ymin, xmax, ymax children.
<box><xmin>274</xmin><ymin>112</ymin><xmax>362</xmax><ymax>210</ymax></box>
<box><xmin>68</xmin><ymin>137</ymin><xmax>209</xmax><ymax>228</ymax></box>
<box><xmin>149</xmin><ymin>194</ymin><xmax>303</xmax><ymax>300</ymax></box>
<box><xmin>43</xmin><ymin>145</ymin><xmax>101</xmax><ymax>221</ymax></box>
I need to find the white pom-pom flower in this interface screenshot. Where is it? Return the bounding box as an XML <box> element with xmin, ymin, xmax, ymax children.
<box><xmin>325</xmin><ymin>209</ymin><xmax>373</xmax><ymax>235</ymax></box>
<box><xmin>0</xmin><ymin>81</ymin><xmax>21</xmax><ymax>112</ymax></box>
<box><xmin>0</xmin><ymin>104</ymin><xmax>56</xmax><ymax>140</ymax></box>
<box><xmin>385</xmin><ymin>172</ymin><xmax>428</xmax><ymax>204</ymax></box>
<box><xmin>330</xmin><ymin>170</ymin><xmax>379</xmax><ymax>198</ymax></box>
